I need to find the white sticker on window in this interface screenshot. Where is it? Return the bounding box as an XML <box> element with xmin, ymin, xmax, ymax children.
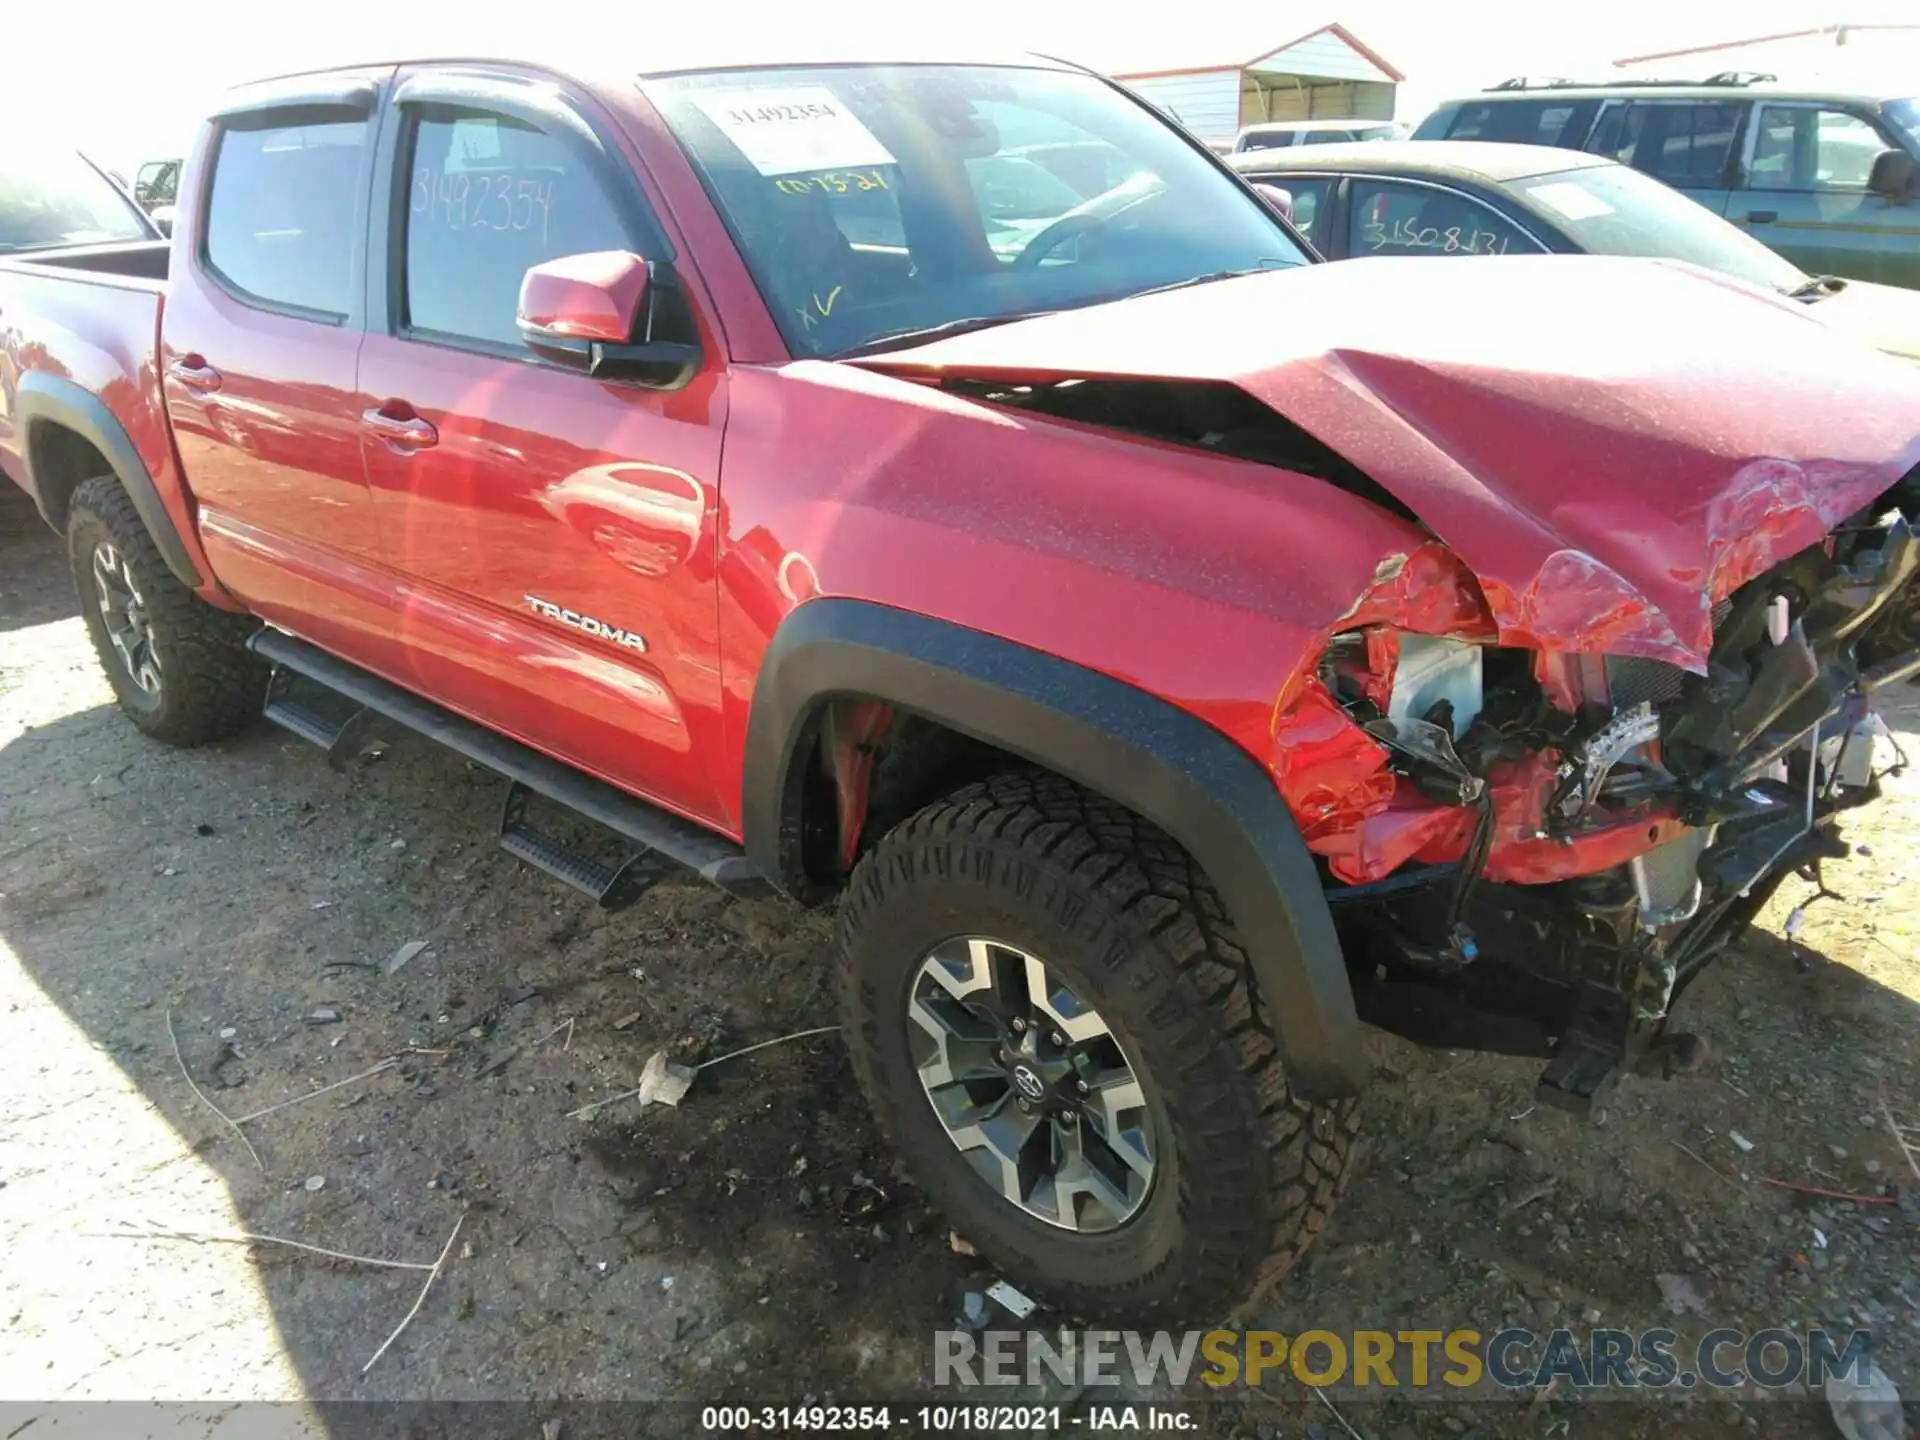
<box><xmin>1525</xmin><ymin>180</ymin><xmax>1615</xmax><ymax>221</ymax></box>
<box><xmin>691</xmin><ymin>86</ymin><xmax>895</xmax><ymax>178</ymax></box>
<box><xmin>448</xmin><ymin>117</ymin><xmax>503</xmax><ymax>167</ymax></box>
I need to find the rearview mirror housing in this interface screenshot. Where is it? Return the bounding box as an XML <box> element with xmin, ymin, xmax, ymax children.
<box><xmin>517</xmin><ymin>250</ymin><xmax>701</xmax><ymax>389</ymax></box>
<box><xmin>1253</xmin><ymin>182</ymin><xmax>1295</xmax><ymax>224</ymax></box>
<box><xmin>1867</xmin><ymin>148</ymin><xmax>1915</xmax><ymax>202</ymax></box>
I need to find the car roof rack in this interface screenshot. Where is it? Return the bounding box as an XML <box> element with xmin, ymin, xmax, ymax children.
<box><xmin>1485</xmin><ymin>71</ymin><xmax>1777</xmax><ymax>92</ymax></box>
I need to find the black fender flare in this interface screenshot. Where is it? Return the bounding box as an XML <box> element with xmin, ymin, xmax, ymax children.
<box><xmin>15</xmin><ymin>372</ymin><xmax>204</xmax><ymax>588</ymax></box>
<box><xmin>741</xmin><ymin>598</ymin><xmax>1366</xmax><ymax>1101</ymax></box>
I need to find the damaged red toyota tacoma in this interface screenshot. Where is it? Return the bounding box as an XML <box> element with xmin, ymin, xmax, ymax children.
<box><xmin>5</xmin><ymin>50</ymin><xmax>1920</xmax><ymax>1326</ymax></box>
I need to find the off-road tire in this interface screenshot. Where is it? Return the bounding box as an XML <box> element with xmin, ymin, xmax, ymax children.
<box><xmin>839</xmin><ymin>770</ymin><xmax>1359</xmax><ymax>1325</ymax></box>
<box><xmin>67</xmin><ymin>475</ymin><xmax>263</xmax><ymax>746</ymax></box>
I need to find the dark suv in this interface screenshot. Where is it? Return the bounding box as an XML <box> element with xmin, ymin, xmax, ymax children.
<box><xmin>1413</xmin><ymin>76</ymin><xmax>1920</xmax><ymax>288</ymax></box>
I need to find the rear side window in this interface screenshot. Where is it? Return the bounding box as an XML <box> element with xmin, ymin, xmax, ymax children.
<box><xmin>1433</xmin><ymin>99</ymin><xmax>1596</xmax><ymax>148</ymax></box>
<box><xmin>1652</xmin><ymin>103</ymin><xmax>1742</xmax><ymax>186</ymax></box>
<box><xmin>1593</xmin><ymin>102</ymin><xmax>1743</xmax><ymax>187</ymax></box>
<box><xmin>1436</xmin><ymin>103</ymin><xmax>1497</xmax><ymax>141</ymax></box>
<box><xmin>403</xmin><ymin>110</ymin><xmax>644</xmax><ymax>348</ymax></box>
<box><xmin>1530</xmin><ymin>105</ymin><xmax>1581</xmax><ymax>146</ymax></box>
<box><xmin>204</xmin><ymin>118</ymin><xmax>371</xmax><ymax>317</ymax></box>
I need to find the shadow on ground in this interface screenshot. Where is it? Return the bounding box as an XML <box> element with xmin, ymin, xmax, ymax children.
<box><xmin>0</xmin><ymin>504</ymin><xmax>1915</xmax><ymax>1439</ymax></box>
<box><xmin>0</xmin><ymin>486</ymin><xmax>78</xmax><ymax>631</ymax></box>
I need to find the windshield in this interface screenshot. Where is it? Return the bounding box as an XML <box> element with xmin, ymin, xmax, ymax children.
<box><xmin>0</xmin><ymin>149</ymin><xmax>154</xmax><ymax>252</ymax></box>
<box><xmin>1511</xmin><ymin>162</ymin><xmax>1806</xmax><ymax>292</ymax></box>
<box><xmin>644</xmin><ymin>65</ymin><xmax>1307</xmax><ymax>356</ymax></box>
<box><xmin>1886</xmin><ymin>99</ymin><xmax>1920</xmax><ymax>153</ymax></box>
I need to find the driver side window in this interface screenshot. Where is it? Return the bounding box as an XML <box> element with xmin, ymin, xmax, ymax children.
<box><xmin>1749</xmin><ymin>106</ymin><xmax>1892</xmax><ymax>191</ymax></box>
<box><xmin>402</xmin><ymin>108</ymin><xmax>656</xmax><ymax>350</ymax></box>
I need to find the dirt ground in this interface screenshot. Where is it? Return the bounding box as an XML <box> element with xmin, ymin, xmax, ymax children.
<box><xmin>1</xmin><ymin>481</ymin><xmax>1915</xmax><ymax>1440</ymax></box>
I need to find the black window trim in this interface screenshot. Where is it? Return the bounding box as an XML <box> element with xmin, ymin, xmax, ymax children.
<box><xmin>1340</xmin><ymin>173</ymin><xmax>1551</xmax><ymax>258</ymax></box>
<box><xmin>196</xmin><ymin>83</ymin><xmax>385</xmax><ymax>328</ymax></box>
<box><xmin>1738</xmin><ymin>99</ymin><xmax>1903</xmax><ymax>193</ymax></box>
<box><xmin>369</xmin><ymin>66</ymin><xmax>675</xmax><ymax>366</ymax></box>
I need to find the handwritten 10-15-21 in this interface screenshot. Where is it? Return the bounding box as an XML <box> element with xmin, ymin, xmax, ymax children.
<box><xmin>774</xmin><ymin>168</ymin><xmax>891</xmax><ymax>197</ymax></box>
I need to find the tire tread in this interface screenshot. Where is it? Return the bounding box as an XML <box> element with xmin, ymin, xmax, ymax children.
<box><xmin>838</xmin><ymin>768</ymin><xmax>1359</xmax><ymax>1323</ymax></box>
<box><xmin>68</xmin><ymin>475</ymin><xmax>262</xmax><ymax>747</ymax></box>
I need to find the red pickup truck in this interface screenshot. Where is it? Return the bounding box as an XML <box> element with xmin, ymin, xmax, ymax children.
<box><xmin>5</xmin><ymin>50</ymin><xmax>1920</xmax><ymax>1325</ymax></box>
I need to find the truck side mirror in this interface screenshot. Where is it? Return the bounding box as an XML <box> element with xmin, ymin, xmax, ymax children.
<box><xmin>517</xmin><ymin>250</ymin><xmax>701</xmax><ymax>389</ymax></box>
<box><xmin>1867</xmin><ymin>149</ymin><xmax>1915</xmax><ymax>202</ymax></box>
<box><xmin>1253</xmin><ymin>183</ymin><xmax>1295</xmax><ymax>223</ymax></box>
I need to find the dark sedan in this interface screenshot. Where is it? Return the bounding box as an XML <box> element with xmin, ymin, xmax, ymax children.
<box><xmin>1229</xmin><ymin>140</ymin><xmax>1920</xmax><ymax>361</ymax></box>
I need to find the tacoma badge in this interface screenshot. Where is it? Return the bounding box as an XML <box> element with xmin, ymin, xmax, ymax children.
<box><xmin>523</xmin><ymin>595</ymin><xmax>648</xmax><ymax>653</ymax></box>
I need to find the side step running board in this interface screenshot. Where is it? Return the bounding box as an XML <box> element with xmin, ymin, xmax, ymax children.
<box><xmin>263</xmin><ymin>685</ymin><xmax>388</xmax><ymax>770</ymax></box>
<box><xmin>499</xmin><ymin>781</ymin><xmax>667</xmax><ymax>909</ymax></box>
<box><xmin>251</xmin><ymin>628</ymin><xmax>774</xmax><ymax>901</ymax></box>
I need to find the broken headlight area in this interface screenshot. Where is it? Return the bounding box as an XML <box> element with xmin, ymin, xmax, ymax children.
<box><xmin>1273</xmin><ymin>630</ymin><xmax>1660</xmax><ymax>893</ymax></box>
<box><xmin>1279</xmin><ymin>481</ymin><xmax>1920</xmax><ymax>1113</ymax></box>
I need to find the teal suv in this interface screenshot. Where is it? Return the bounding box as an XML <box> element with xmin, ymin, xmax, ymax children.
<box><xmin>1414</xmin><ymin>76</ymin><xmax>1920</xmax><ymax>289</ymax></box>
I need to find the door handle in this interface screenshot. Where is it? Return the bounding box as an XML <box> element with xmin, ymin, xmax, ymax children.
<box><xmin>1744</xmin><ymin>210</ymin><xmax>1779</xmax><ymax>224</ymax></box>
<box><xmin>361</xmin><ymin>403</ymin><xmax>438</xmax><ymax>452</ymax></box>
<box><xmin>166</xmin><ymin>356</ymin><xmax>222</xmax><ymax>392</ymax></box>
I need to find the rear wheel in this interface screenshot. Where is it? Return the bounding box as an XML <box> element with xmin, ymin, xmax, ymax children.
<box><xmin>67</xmin><ymin>476</ymin><xmax>264</xmax><ymax>746</ymax></box>
<box><xmin>838</xmin><ymin>771</ymin><xmax>1359</xmax><ymax>1325</ymax></box>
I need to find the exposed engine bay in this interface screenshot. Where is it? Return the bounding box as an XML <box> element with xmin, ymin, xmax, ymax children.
<box><xmin>938</xmin><ymin>376</ymin><xmax>1418</xmax><ymax>519</ymax></box>
<box><xmin>940</xmin><ymin>373</ymin><xmax>1920</xmax><ymax>1108</ymax></box>
<box><xmin>1319</xmin><ymin>474</ymin><xmax>1920</xmax><ymax>1109</ymax></box>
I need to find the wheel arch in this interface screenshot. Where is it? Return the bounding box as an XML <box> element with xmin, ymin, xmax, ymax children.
<box><xmin>741</xmin><ymin>597</ymin><xmax>1366</xmax><ymax>1100</ymax></box>
<box><xmin>14</xmin><ymin>372</ymin><xmax>203</xmax><ymax>588</ymax></box>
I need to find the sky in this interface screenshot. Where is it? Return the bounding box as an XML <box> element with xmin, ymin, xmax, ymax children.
<box><xmin>13</xmin><ymin>0</ymin><xmax>1920</xmax><ymax>176</ymax></box>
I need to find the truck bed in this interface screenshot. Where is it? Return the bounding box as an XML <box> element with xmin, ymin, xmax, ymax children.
<box><xmin>0</xmin><ymin>243</ymin><xmax>179</xmax><ymax>560</ymax></box>
<box><xmin>3</xmin><ymin>239</ymin><xmax>171</xmax><ymax>281</ymax></box>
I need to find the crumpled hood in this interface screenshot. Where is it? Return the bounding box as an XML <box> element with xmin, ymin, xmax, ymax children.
<box><xmin>855</xmin><ymin>255</ymin><xmax>1920</xmax><ymax>670</ymax></box>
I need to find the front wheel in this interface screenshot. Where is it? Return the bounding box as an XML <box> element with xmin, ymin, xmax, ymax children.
<box><xmin>68</xmin><ymin>475</ymin><xmax>264</xmax><ymax>746</ymax></box>
<box><xmin>838</xmin><ymin>771</ymin><xmax>1358</xmax><ymax>1325</ymax></box>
